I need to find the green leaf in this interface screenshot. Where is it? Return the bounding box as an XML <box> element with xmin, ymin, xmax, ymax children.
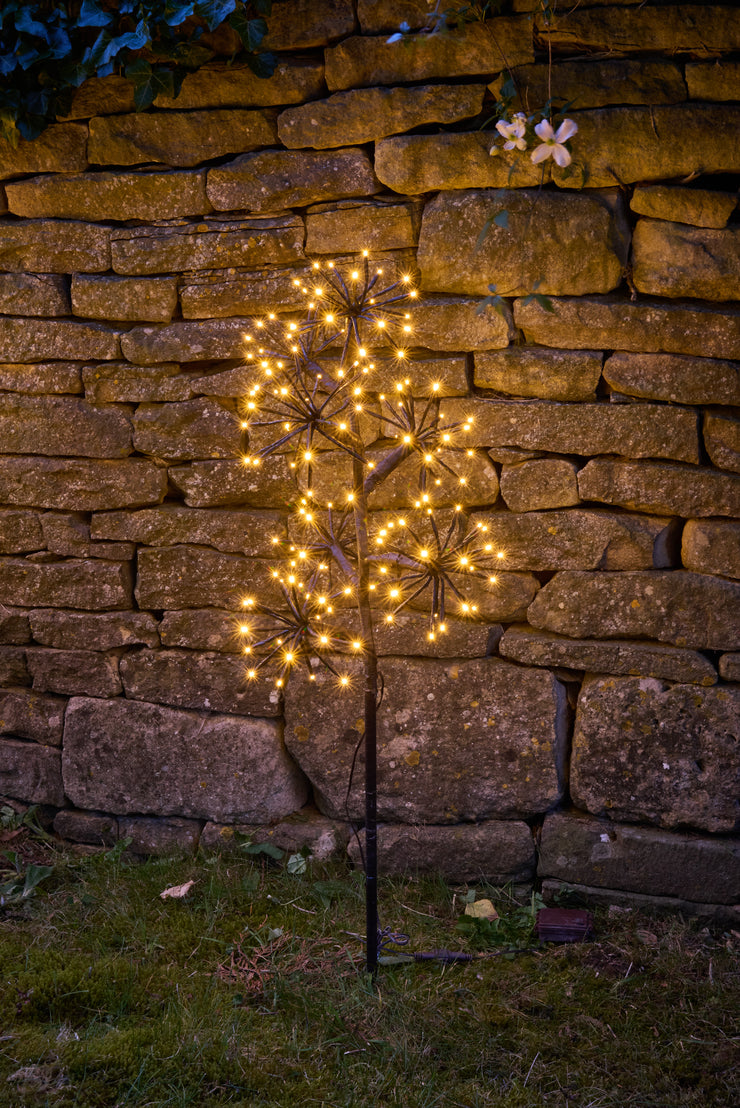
<box><xmin>15</xmin><ymin>9</ymin><xmax>48</xmax><ymax>39</ymax></box>
<box><xmin>244</xmin><ymin>49</ymin><xmax>277</xmax><ymax>79</ymax></box>
<box><xmin>196</xmin><ymin>0</ymin><xmax>237</xmax><ymax>32</ymax></box>
<box><xmin>287</xmin><ymin>852</ymin><xmax>307</xmax><ymax>875</ymax></box>
<box><xmin>125</xmin><ymin>60</ymin><xmax>176</xmax><ymax>110</ymax></box>
<box><xmin>79</xmin><ymin>0</ymin><xmax>112</xmax><ymax>28</ymax></box>
<box><xmin>522</xmin><ymin>291</ymin><xmax>554</xmax><ymax>313</ymax></box>
<box><xmin>493</xmin><ymin>210</ymin><xmax>509</xmax><ymax>230</ymax></box>
<box><xmin>230</xmin><ymin>10</ymin><xmax>267</xmax><ymax>51</ymax></box>
<box><xmin>21</xmin><ymin>863</ymin><xmax>54</xmax><ymax>898</ymax></box>
<box><xmin>240</xmin><ymin>838</ymin><xmax>284</xmax><ymax>860</ymax></box>
<box><xmin>164</xmin><ymin>1</ymin><xmax>197</xmax><ymax>26</ymax></box>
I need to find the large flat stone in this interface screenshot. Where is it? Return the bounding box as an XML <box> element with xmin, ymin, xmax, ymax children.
<box><xmin>603</xmin><ymin>352</ymin><xmax>740</xmax><ymax>406</ymax></box>
<box><xmin>278</xmin><ymin>84</ymin><xmax>484</xmax><ymax>148</ymax></box>
<box><xmin>2</xmin><ymin>220</ymin><xmax>103</xmax><ymax>273</ymax></box>
<box><xmin>375</xmin><ymin>131</ymin><xmax>546</xmax><ymax>193</ymax></box>
<box><xmin>201</xmin><ymin>808</ymin><xmax>349</xmax><ymax>860</ymax></box>
<box><xmin>410</xmin><ymin>296</ymin><xmax>513</xmax><ymax>350</ymax></box>
<box><xmin>682</xmin><ymin>520</ymin><xmax>740</xmax><ymax>580</ymax></box>
<box><xmin>0</xmin><ymin>510</ymin><xmax>43</xmax><ymax>554</ymax></box>
<box><xmin>685</xmin><ymin>59</ymin><xmax>740</xmax><ymax>101</ymax></box>
<box><xmin>0</xmin><ymin>738</ymin><xmax>64</xmax><ymax>806</ymax></box>
<box><xmin>0</xmin><ymin>688</ymin><xmax>65</xmax><ymax>745</ymax></box>
<box><xmin>5</xmin><ymin>170</ymin><xmax>210</xmax><ymax>221</ymax></box>
<box><xmin>500</xmin><ymin>459</ymin><xmax>580</xmax><ymax>512</ymax></box>
<box><xmin>0</xmin><ymin>362</ymin><xmax>83</xmax><ymax>395</ymax></box>
<box><xmin>325</xmin><ymin>20</ymin><xmax>534</xmax><ymax>89</ymax></box>
<box><xmin>469</xmin><ymin>509</ymin><xmax>674</xmax><ymax>572</ymax></box>
<box><xmin>347</xmin><ymin>821</ymin><xmax>535</xmax><ymax>883</ymax></box>
<box><xmin>578</xmin><ymin>459</ymin><xmax>740</xmax><ymax>518</ymax></box>
<box><xmin>92</xmin><ymin>506</ymin><xmax>284</xmax><ymax>557</ymax></box>
<box><xmin>633</xmin><ymin>220</ymin><xmax>740</xmax><ymax>301</ymax></box>
<box><xmin>207</xmin><ymin>149</ymin><xmax>377</xmax><ymax>213</ymax></box>
<box><xmin>538</xmin><ymin>4</ymin><xmax>740</xmax><ymax>55</ymax></box>
<box><xmin>630</xmin><ymin>186</ymin><xmax>737</xmax><ymax>229</ymax></box>
<box><xmin>26</xmin><ymin>648</ymin><xmax>121</xmax><ymax>698</ymax></box>
<box><xmin>0</xmin><ymin>558</ymin><xmax>132</xmax><ymax>611</ymax></box>
<box><xmin>110</xmin><ymin>215</ymin><xmax>304</xmax><ymax>275</ymax></box>
<box><xmin>0</xmin><ymin>608</ymin><xmax>31</xmax><ymax>645</ymax></box>
<box><xmin>284</xmin><ymin>656</ymin><xmax>567</xmax><ymax>822</ymax></box>
<box><xmin>83</xmin><ymin>363</ymin><xmax>192</xmax><ymax>404</ymax></box>
<box><xmin>120</xmin><ymin>318</ymin><xmax>254</xmax><ymax>363</ymax></box>
<box><xmin>179</xmin><ymin>266</ymin><xmax>313</xmax><ymax>319</ymax></box>
<box><xmin>153</xmin><ymin>59</ymin><xmax>325</xmax><ymax>109</ymax></box>
<box><xmin>539</xmin><ymin>881</ymin><xmax>740</xmax><ymax>925</ymax></box>
<box><xmin>132</xmin><ymin>399</ymin><xmax>240</xmax><ymax>462</ymax></box>
<box><xmin>475</xmin><ymin>348</ymin><xmax>602</xmax><ymax>401</ymax></box>
<box><xmin>135</xmin><ymin>545</ymin><xmax>261</xmax><ymax>610</ymax></box>
<box><xmin>120</xmin><ymin>649</ymin><xmax>277</xmax><ymax>717</ymax></box>
<box><xmin>0</xmin><ymin>648</ymin><xmax>29</xmax><ymax>687</ymax></box>
<box><xmin>168</xmin><ymin>458</ymin><xmax>296</xmax><ymax>508</ymax></box>
<box><xmin>62</xmin><ymin>697</ymin><xmax>308</xmax><ymax>821</ymax></box>
<box><xmin>0</xmin><ymin>458</ymin><xmax>167</xmax><ymax>511</ymax></box>
<box><xmin>116</xmin><ymin>816</ymin><xmax>201</xmax><ymax>856</ymax></box>
<box><xmin>0</xmin><ymin>396</ymin><xmax>131</xmax><ymax>458</ymax></box>
<box><xmin>442</xmin><ymin>398</ymin><xmax>698</xmax><ymax>463</ymax></box>
<box><xmin>71</xmin><ymin>276</ymin><xmax>177</xmax><ymax>323</ymax></box>
<box><xmin>571</xmin><ymin>676</ymin><xmax>740</xmax><ymax>833</ymax></box>
<box><xmin>418</xmin><ymin>189</ymin><xmax>624</xmax><ymax>297</ymax></box>
<box><xmin>29</xmin><ymin>610</ymin><xmax>159</xmax><ymax>651</ymax></box>
<box><xmin>527</xmin><ymin>570</ymin><xmax>740</xmax><ymax>651</ymax></box>
<box><xmin>53</xmin><ymin>809</ymin><xmax>117</xmax><ymax>847</ymax></box>
<box><xmin>305</xmin><ymin>200</ymin><xmax>419</xmax><ymax>255</ymax></box>
<box><xmin>499</xmin><ymin>625</ymin><xmax>717</xmax><ymax>685</ymax></box>
<box><xmin>704</xmin><ymin>412</ymin><xmax>740</xmax><ymax>474</ymax></box>
<box><xmin>159</xmin><ymin>609</ymin><xmax>243</xmax><ymax>653</ymax></box>
<box><xmin>0</xmin><ymin>319</ymin><xmax>119</xmax><ymax>362</ymax></box>
<box><xmin>88</xmin><ymin>109</ymin><xmax>278</xmax><ymax>168</ymax></box>
<box><xmin>490</xmin><ymin>59</ymin><xmax>685</xmax><ymax>111</ymax></box>
<box><xmin>538</xmin><ymin>812</ymin><xmax>740</xmax><ymax>904</ymax></box>
<box><xmin>515</xmin><ymin>296</ymin><xmax>740</xmax><ymax>360</ymax></box>
<box><xmin>264</xmin><ymin>0</ymin><xmax>355</xmax><ymax>50</ymax></box>
<box><xmin>0</xmin><ymin>274</ymin><xmax>69</xmax><ymax>316</ymax></box>
<box><xmin>0</xmin><ymin>123</ymin><xmax>87</xmax><ymax>181</ymax></box>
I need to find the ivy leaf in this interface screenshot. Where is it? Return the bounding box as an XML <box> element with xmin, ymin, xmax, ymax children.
<box><xmin>522</xmin><ymin>291</ymin><xmax>555</xmax><ymax>313</ymax></box>
<box><xmin>47</xmin><ymin>24</ymin><xmax>72</xmax><ymax>59</ymax></box>
<box><xmin>78</xmin><ymin>0</ymin><xmax>112</xmax><ymax>28</ymax></box>
<box><xmin>230</xmin><ymin>10</ymin><xmax>267</xmax><ymax>51</ymax></box>
<box><xmin>196</xmin><ymin>0</ymin><xmax>237</xmax><ymax>32</ymax></box>
<box><xmin>126</xmin><ymin>59</ymin><xmax>177</xmax><ymax>110</ymax></box>
<box><xmin>493</xmin><ymin>210</ymin><xmax>509</xmax><ymax>230</ymax></box>
<box><xmin>14</xmin><ymin>8</ymin><xmax>48</xmax><ymax>38</ymax></box>
<box><xmin>164</xmin><ymin>1</ymin><xmax>197</xmax><ymax>26</ymax></box>
<box><xmin>0</xmin><ymin>52</ymin><xmax>18</xmax><ymax>77</ymax></box>
<box><xmin>245</xmin><ymin>49</ymin><xmax>277</xmax><ymax>78</ymax></box>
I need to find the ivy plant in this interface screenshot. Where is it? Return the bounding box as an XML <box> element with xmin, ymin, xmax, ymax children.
<box><xmin>0</xmin><ymin>0</ymin><xmax>275</xmax><ymax>147</ymax></box>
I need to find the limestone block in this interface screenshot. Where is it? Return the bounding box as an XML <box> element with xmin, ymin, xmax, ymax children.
<box><xmin>111</xmin><ymin>215</ymin><xmax>304</xmax><ymax>275</ymax></box>
<box><xmin>0</xmin><ymin>219</ymin><xmax>110</xmax><ymax>273</ymax></box>
<box><xmin>5</xmin><ymin>170</ymin><xmax>210</xmax><ymax>221</ymax></box>
<box><xmin>0</xmin><ymin>557</ymin><xmax>132</xmax><ymax>611</ymax></box>
<box><xmin>305</xmin><ymin>200</ymin><xmax>419</xmax><ymax>255</ymax></box>
<box><xmin>153</xmin><ymin>60</ymin><xmax>325</xmax><ymax>109</ymax></box>
<box><xmin>132</xmin><ymin>399</ymin><xmax>239</xmax><ymax>463</ymax></box>
<box><xmin>551</xmin><ymin>106</ymin><xmax>740</xmax><ymax>190</ymax></box>
<box><xmin>490</xmin><ymin>59</ymin><xmax>685</xmax><ymax>111</ymax></box>
<box><xmin>120</xmin><ymin>649</ymin><xmax>277</xmax><ymax>717</ymax></box>
<box><xmin>537</xmin><ymin>4</ymin><xmax>740</xmax><ymax>55</ymax></box>
<box><xmin>0</xmin><ymin>319</ymin><xmax>119</xmax><ymax>362</ymax></box>
<box><xmin>371</xmin><ymin>353</ymin><xmax>467</xmax><ymax>397</ymax></box>
<box><xmin>500</xmin><ymin>460</ymin><xmax>580</xmax><ymax>512</ymax></box>
<box><xmin>704</xmin><ymin>412</ymin><xmax>740</xmax><ymax>474</ymax></box>
<box><xmin>633</xmin><ymin>220</ymin><xmax>740</xmax><ymax>301</ymax></box>
<box><xmin>469</xmin><ymin>509</ymin><xmax>673</xmax><ymax>572</ymax></box>
<box><xmin>168</xmin><ymin>457</ymin><xmax>297</xmax><ymax>508</ymax></box>
<box><xmin>682</xmin><ymin>520</ymin><xmax>740</xmax><ymax>580</ymax></box>
<box><xmin>499</xmin><ymin>625</ymin><xmax>717</xmax><ymax>686</ymax></box>
<box><xmin>603</xmin><ymin>352</ymin><xmax>740</xmax><ymax>407</ymax></box>
<box><xmin>0</xmin><ymin>688</ymin><xmax>65</xmax><ymax>745</ymax></box>
<box><xmin>264</xmin><ymin>0</ymin><xmax>355</xmax><ymax>49</ymax></box>
<box><xmin>0</xmin><ymin>609</ymin><xmax>30</xmax><ymax>645</ymax></box>
<box><xmin>442</xmin><ymin>397</ymin><xmax>699</xmax><ymax>464</ymax></box>
<box><xmin>208</xmin><ymin>148</ymin><xmax>378</xmax><ymax>212</ymax></box>
<box><xmin>475</xmin><ymin>348</ymin><xmax>602</xmax><ymax>401</ymax></box>
<box><xmin>92</xmin><ymin>505</ymin><xmax>285</xmax><ymax>558</ymax></box>
<box><xmin>0</xmin><ymin>395</ymin><xmax>131</xmax><ymax>458</ymax></box>
<box><xmin>284</xmin><ymin>657</ymin><xmax>566</xmax><ymax>822</ymax></box>
<box><xmin>29</xmin><ymin>610</ymin><xmax>159</xmax><ymax>651</ymax></box>
<box><xmin>71</xmin><ymin>276</ymin><xmax>177</xmax><ymax>323</ymax></box>
<box><xmin>720</xmin><ymin>654</ymin><xmax>740</xmax><ymax>682</ymax></box>
<box><xmin>26</xmin><ymin>648</ymin><xmax>121</xmax><ymax>698</ymax></box>
<box><xmin>189</xmin><ymin>365</ymin><xmax>256</xmax><ymax>397</ymax></box>
<box><xmin>538</xmin><ymin>812</ymin><xmax>740</xmax><ymax>904</ymax></box>
<box><xmin>202</xmin><ymin>808</ymin><xmax>349</xmax><ymax>859</ymax></box>
<box><xmin>118</xmin><ymin>816</ymin><xmax>201</xmax><ymax>856</ymax></box>
<box><xmin>515</xmin><ymin>296</ymin><xmax>740</xmax><ymax>361</ymax></box>
<box><xmin>0</xmin><ymin>363</ymin><xmax>83</xmax><ymax>395</ymax></box>
<box><xmin>527</xmin><ymin>570</ymin><xmax>740</xmax><ymax>651</ymax></box>
<box><xmin>62</xmin><ymin>697</ymin><xmax>308</xmax><ymax>821</ymax></box>
<box><xmin>120</xmin><ymin>318</ymin><xmax>254</xmax><ymax>364</ymax></box>
<box><xmin>88</xmin><ymin>109</ymin><xmax>278</xmax><ymax>168</ymax></box>
<box><xmin>347</xmin><ymin>821</ymin><xmax>535</xmax><ymax>883</ymax></box>
<box><xmin>0</xmin><ymin>738</ymin><xmax>64</xmax><ymax>806</ymax></box>
<box><xmin>685</xmin><ymin>60</ymin><xmax>740</xmax><ymax>101</ymax></box>
<box><xmin>571</xmin><ymin>676</ymin><xmax>740</xmax><ymax>833</ymax></box>
<box><xmin>83</xmin><ymin>363</ymin><xmax>192</xmax><ymax>403</ymax></box>
<box><xmin>419</xmin><ymin>189</ymin><xmax>624</xmax><ymax>297</ymax></box>
<box><xmin>631</xmin><ymin>186</ymin><xmax>737</xmax><ymax>229</ymax></box>
<box><xmin>325</xmin><ymin>20</ymin><xmax>534</xmax><ymax>90</ymax></box>
<box><xmin>0</xmin><ymin>123</ymin><xmax>87</xmax><ymax>181</ymax></box>
<box><xmin>373</xmin><ymin>611</ymin><xmax>494</xmax><ymax>658</ymax></box>
<box><xmin>0</xmin><ymin>274</ymin><xmax>69</xmax><ymax>317</ymax></box>
<box><xmin>135</xmin><ymin>545</ymin><xmax>260</xmax><ymax>610</ymax></box>
<box><xmin>180</xmin><ymin>267</ymin><xmax>312</xmax><ymax>319</ymax></box>
<box><xmin>541</xmin><ymin>880</ymin><xmax>740</xmax><ymax>924</ymax></box>
<box><xmin>358</xmin><ymin>0</ymin><xmax>437</xmax><ymax>32</ymax></box>
<box><xmin>159</xmin><ymin>609</ymin><xmax>242</xmax><ymax>653</ymax></box>
<box><xmin>39</xmin><ymin>513</ymin><xmax>90</xmax><ymax>558</ymax></box>
<box><xmin>0</xmin><ymin>510</ymin><xmax>43</xmax><ymax>554</ymax></box>
<box><xmin>410</xmin><ymin>296</ymin><xmax>513</xmax><ymax>351</ymax></box>
<box><xmin>0</xmin><ymin>458</ymin><xmax>167</xmax><ymax>511</ymax></box>
<box><xmin>375</xmin><ymin>132</ymin><xmax>547</xmax><ymax>194</ymax></box>
<box><xmin>0</xmin><ymin>648</ymin><xmax>29</xmax><ymax>687</ymax></box>
<box><xmin>64</xmin><ymin>75</ymin><xmax>134</xmax><ymax>117</ymax></box>
<box><xmin>53</xmin><ymin>809</ymin><xmax>117</xmax><ymax>847</ymax></box>
<box><xmin>278</xmin><ymin>84</ymin><xmax>484</xmax><ymax>149</ymax></box>
<box><xmin>578</xmin><ymin>459</ymin><xmax>740</xmax><ymax>519</ymax></box>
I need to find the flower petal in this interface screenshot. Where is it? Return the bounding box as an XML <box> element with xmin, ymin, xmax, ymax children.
<box><xmin>530</xmin><ymin>143</ymin><xmax>552</xmax><ymax>164</ymax></box>
<box><xmin>552</xmin><ymin>144</ymin><xmax>572</xmax><ymax>168</ymax></box>
<box><xmin>534</xmin><ymin>119</ymin><xmax>554</xmax><ymax>141</ymax></box>
<box><xmin>554</xmin><ymin>118</ymin><xmax>578</xmax><ymax>143</ymax></box>
<box><xmin>496</xmin><ymin>120</ymin><xmax>511</xmax><ymax>138</ymax></box>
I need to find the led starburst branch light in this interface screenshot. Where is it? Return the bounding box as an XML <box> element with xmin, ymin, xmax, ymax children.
<box><xmin>233</xmin><ymin>255</ymin><xmax>506</xmax><ymax>976</ymax></box>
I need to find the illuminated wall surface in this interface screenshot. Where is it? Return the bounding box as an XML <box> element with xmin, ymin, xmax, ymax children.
<box><xmin>0</xmin><ymin>0</ymin><xmax>738</xmax><ymax>919</ymax></box>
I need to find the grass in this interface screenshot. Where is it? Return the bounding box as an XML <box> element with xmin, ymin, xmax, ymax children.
<box><xmin>0</xmin><ymin>823</ymin><xmax>738</xmax><ymax>1108</ymax></box>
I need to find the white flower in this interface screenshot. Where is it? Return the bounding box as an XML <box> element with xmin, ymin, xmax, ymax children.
<box><xmin>386</xmin><ymin>32</ymin><xmax>403</xmax><ymax>43</ymax></box>
<box><xmin>530</xmin><ymin>118</ymin><xmax>578</xmax><ymax>167</ymax></box>
<box><xmin>386</xmin><ymin>21</ymin><xmax>410</xmax><ymax>43</ymax></box>
<box><xmin>495</xmin><ymin>114</ymin><xmax>527</xmax><ymax>152</ymax></box>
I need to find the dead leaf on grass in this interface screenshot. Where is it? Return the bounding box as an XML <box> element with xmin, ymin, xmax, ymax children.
<box><xmin>464</xmin><ymin>898</ymin><xmax>499</xmax><ymax>921</ymax></box>
<box><xmin>160</xmin><ymin>880</ymin><xmax>196</xmax><ymax>900</ymax></box>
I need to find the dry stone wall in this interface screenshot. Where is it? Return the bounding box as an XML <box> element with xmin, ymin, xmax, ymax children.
<box><xmin>1</xmin><ymin>0</ymin><xmax>739</xmax><ymax>918</ymax></box>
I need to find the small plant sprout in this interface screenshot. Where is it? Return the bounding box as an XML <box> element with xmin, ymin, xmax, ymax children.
<box><xmin>236</xmin><ymin>254</ymin><xmax>505</xmax><ymax>974</ymax></box>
